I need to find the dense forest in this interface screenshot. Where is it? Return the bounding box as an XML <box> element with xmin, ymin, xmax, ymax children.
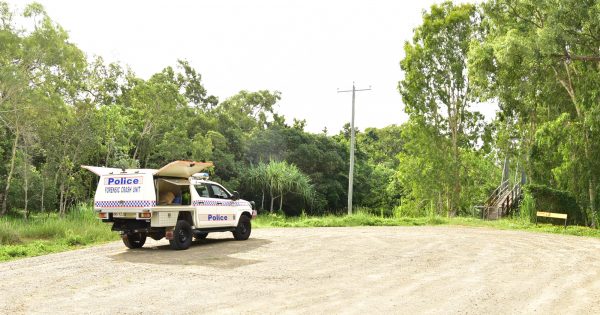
<box><xmin>1</xmin><ymin>1</ymin><xmax>599</xmax><ymax>225</ymax></box>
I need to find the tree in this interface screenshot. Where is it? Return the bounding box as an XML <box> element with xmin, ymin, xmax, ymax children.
<box><xmin>247</xmin><ymin>160</ymin><xmax>314</xmax><ymax>213</ymax></box>
<box><xmin>246</xmin><ymin>127</ymin><xmax>348</xmax><ymax>213</ymax></box>
<box><xmin>0</xmin><ymin>2</ymin><xmax>86</xmax><ymax>216</ymax></box>
<box><xmin>470</xmin><ymin>0</ymin><xmax>600</xmax><ymax>225</ymax></box>
<box><xmin>399</xmin><ymin>1</ymin><xmax>484</xmax><ymax>215</ymax></box>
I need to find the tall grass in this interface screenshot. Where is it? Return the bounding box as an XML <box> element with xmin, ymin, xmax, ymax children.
<box><xmin>254</xmin><ymin>212</ymin><xmax>449</xmax><ymax>228</ymax></box>
<box><xmin>518</xmin><ymin>192</ymin><xmax>536</xmax><ymax>223</ymax></box>
<box><xmin>3</xmin><ymin>205</ymin><xmax>600</xmax><ymax>263</ymax></box>
<box><xmin>0</xmin><ymin>204</ymin><xmax>118</xmax><ymax>262</ymax></box>
<box><xmin>254</xmin><ymin>212</ymin><xmax>600</xmax><ymax>238</ymax></box>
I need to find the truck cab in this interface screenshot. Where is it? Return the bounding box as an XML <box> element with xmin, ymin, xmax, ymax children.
<box><xmin>82</xmin><ymin>160</ymin><xmax>256</xmax><ymax>250</ymax></box>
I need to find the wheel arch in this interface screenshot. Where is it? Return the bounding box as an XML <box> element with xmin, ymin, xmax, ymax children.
<box><xmin>232</xmin><ymin>210</ymin><xmax>252</xmax><ymax>226</ymax></box>
<box><xmin>241</xmin><ymin>211</ymin><xmax>252</xmax><ymax>219</ymax></box>
<box><xmin>177</xmin><ymin>211</ymin><xmax>194</xmax><ymax>226</ymax></box>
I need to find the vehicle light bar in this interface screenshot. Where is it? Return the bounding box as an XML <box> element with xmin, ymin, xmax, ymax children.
<box><xmin>191</xmin><ymin>172</ymin><xmax>210</xmax><ymax>180</ymax></box>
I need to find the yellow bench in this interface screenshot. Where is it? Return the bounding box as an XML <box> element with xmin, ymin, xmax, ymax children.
<box><xmin>536</xmin><ymin>211</ymin><xmax>568</xmax><ymax>227</ymax></box>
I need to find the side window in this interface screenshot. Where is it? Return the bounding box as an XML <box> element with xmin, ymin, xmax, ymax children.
<box><xmin>195</xmin><ymin>184</ymin><xmax>210</xmax><ymax>198</ymax></box>
<box><xmin>209</xmin><ymin>184</ymin><xmax>230</xmax><ymax>199</ymax></box>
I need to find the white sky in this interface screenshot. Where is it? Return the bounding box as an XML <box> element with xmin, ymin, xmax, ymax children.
<box><xmin>9</xmin><ymin>0</ymin><xmax>490</xmax><ymax>134</ymax></box>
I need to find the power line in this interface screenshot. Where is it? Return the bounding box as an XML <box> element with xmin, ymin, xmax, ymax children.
<box><xmin>338</xmin><ymin>82</ymin><xmax>371</xmax><ymax>215</ymax></box>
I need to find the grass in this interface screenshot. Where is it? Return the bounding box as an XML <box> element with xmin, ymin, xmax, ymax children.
<box><xmin>3</xmin><ymin>206</ymin><xmax>600</xmax><ymax>262</ymax></box>
<box><xmin>0</xmin><ymin>204</ymin><xmax>118</xmax><ymax>262</ymax></box>
<box><xmin>254</xmin><ymin>211</ymin><xmax>600</xmax><ymax>239</ymax></box>
<box><xmin>253</xmin><ymin>212</ymin><xmax>447</xmax><ymax>228</ymax></box>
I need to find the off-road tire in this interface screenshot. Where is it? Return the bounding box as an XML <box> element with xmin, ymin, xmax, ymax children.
<box><xmin>169</xmin><ymin>220</ymin><xmax>193</xmax><ymax>250</ymax></box>
<box><xmin>122</xmin><ymin>232</ymin><xmax>147</xmax><ymax>249</ymax></box>
<box><xmin>232</xmin><ymin>215</ymin><xmax>251</xmax><ymax>241</ymax></box>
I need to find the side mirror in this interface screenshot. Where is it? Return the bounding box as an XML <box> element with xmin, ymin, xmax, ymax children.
<box><xmin>232</xmin><ymin>191</ymin><xmax>240</xmax><ymax>200</ymax></box>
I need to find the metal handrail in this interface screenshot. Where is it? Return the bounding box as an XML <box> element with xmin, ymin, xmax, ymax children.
<box><xmin>482</xmin><ymin>181</ymin><xmax>522</xmax><ymax>219</ymax></box>
<box><xmin>485</xmin><ymin>180</ymin><xmax>510</xmax><ymax>208</ymax></box>
<box><xmin>484</xmin><ymin>180</ymin><xmax>507</xmax><ymax>205</ymax></box>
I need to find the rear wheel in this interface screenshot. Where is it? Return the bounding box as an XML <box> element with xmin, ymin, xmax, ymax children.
<box><xmin>122</xmin><ymin>232</ymin><xmax>146</xmax><ymax>249</ymax></box>
<box><xmin>232</xmin><ymin>215</ymin><xmax>251</xmax><ymax>240</ymax></box>
<box><xmin>169</xmin><ymin>220</ymin><xmax>193</xmax><ymax>250</ymax></box>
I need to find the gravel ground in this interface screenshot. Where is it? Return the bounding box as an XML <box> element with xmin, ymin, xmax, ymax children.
<box><xmin>2</xmin><ymin>226</ymin><xmax>600</xmax><ymax>314</ymax></box>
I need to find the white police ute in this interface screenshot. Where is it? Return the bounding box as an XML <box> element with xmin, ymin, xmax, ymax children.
<box><xmin>82</xmin><ymin>160</ymin><xmax>257</xmax><ymax>250</ymax></box>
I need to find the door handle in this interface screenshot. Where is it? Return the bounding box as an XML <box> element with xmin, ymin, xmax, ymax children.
<box><xmin>217</xmin><ymin>202</ymin><xmax>223</xmax><ymax>205</ymax></box>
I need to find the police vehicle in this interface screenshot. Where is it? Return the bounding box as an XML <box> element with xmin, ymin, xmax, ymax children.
<box><xmin>82</xmin><ymin>160</ymin><xmax>256</xmax><ymax>250</ymax></box>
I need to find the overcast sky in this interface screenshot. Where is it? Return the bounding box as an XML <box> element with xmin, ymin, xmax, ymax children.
<box><xmin>10</xmin><ymin>0</ymin><xmax>485</xmax><ymax>133</ymax></box>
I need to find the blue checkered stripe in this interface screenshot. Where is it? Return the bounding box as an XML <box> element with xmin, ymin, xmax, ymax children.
<box><xmin>192</xmin><ymin>200</ymin><xmax>249</xmax><ymax>207</ymax></box>
<box><xmin>95</xmin><ymin>200</ymin><xmax>157</xmax><ymax>208</ymax></box>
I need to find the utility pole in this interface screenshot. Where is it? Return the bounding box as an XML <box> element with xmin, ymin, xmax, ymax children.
<box><xmin>338</xmin><ymin>82</ymin><xmax>371</xmax><ymax>215</ymax></box>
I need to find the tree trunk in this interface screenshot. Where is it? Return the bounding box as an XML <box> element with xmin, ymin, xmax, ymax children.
<box><xmin>1</xmin><ymin>127</ymin><xmax>19</xmax><ymax>216</ymax></box>
<box><xmin>279</xmin><ymin>194</ymin><xmax>283</xmax><ymax>211</ymax></box>
<box><xmin>269</xmin><ymin>187</ymin><xmax>274</xmax><ymax>213</ymax></box>
<box><xmin>584</xmin><ymin>129</ymin><xmax>597</xmax><ymax>227</ymax></box>
<box><xmin>133</xmin><ymin>121</ymin><xmax>152</xmax><ymax>161</ymax></box>
<box><xmin>555</xmin><ymin>62</ymin><xmax>595</xmax><ymax>224</ymax></box>
<box><xmin>24</xmin><ymin>163</ymin><xmax>29</xmax><ymax>220</ymax></box>
<box><xmin>41</xmin><ymin>175</ymin><xmax>45</xmax><ymax>214</ymax></box>
<box><xmin>105</xmin><ymin>139</ymin><xmax>111</xmax><ymax>166</ymax></box>
<box><xmin>451</xmin><ymin>142</ymin><xmax>461</xmax><ymax>217</ymax></box>
<box><xmin>589</xmin><ymin>178</ymin><xmax>597</xmax><ymax>227</ymax></box>
<box><xmin>449</xmin><ymin>102</ymin><xmax>461</xmax><ymax>217</ymax></box>
<box><xmin>23</xmin><ymin>144</ymin><xmax>29</xmax><ymax>220</ymax></box>
<box><xmin>261</xmin><ymin>190</ymin><xmax>265</xmax><ymax>211</ymax></box>
<box><xmin>59</xmin><ymin>182</ymin><xmax>65</xmax><ymax>217</ymax></box>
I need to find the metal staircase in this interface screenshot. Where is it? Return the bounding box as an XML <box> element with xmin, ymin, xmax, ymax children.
<box><xmin>481</xmin><ymin>181</ymin><xmax>522</xmax><ymax>219</ymax></box>
<box><xmin>475</xmin><ymin>157</ymin><xmax>525</xmax><ymax>220</ymax></box>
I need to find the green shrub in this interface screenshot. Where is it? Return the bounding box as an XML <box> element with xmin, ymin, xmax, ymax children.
<box><xmin>64</xmin><ymin>233</ymin><xmax>86</xmax><ymax>246</ymax></box>
<box><xmin>254</xmin><ymin>212</ymin><xmax>449</xmax><ymax>228</ymax></box>
<box><xmin>0</xmin><ymin>227</ymin><xmax>22</xmax><ymax>245</ymax></box>
<box><xmin>523</xmin><ymin>184</ymin><xmax>585</xmax><ymax>225</ymax></box>
<box><xmin>0</xmin><ymin>205</ymin><xmax>118</xmax><ymax>262</ymax></box>
<box><xmin>5</xmin><ymin>246</ymin><xmax>28</xmax><ymax>258</ymax></box>
<box><xmin>356</xmin><ymin>207</ymin><xmax>394</xmax><ymax>217</ymax></box>
<box><xmin>20</xmin><ymin>220</ymin><xmax>67</xmax><ymax>239</ymax></box>
<box><xmin>519</xmin><ymin>191</ymin><xmax>536</xmax><ymax>223</ymax></box>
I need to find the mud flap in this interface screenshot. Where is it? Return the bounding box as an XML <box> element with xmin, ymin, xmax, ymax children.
<box><xmin>165</xmin><ymin>228</ymin><xmax>174</xmax><ymax>240</ymax></box>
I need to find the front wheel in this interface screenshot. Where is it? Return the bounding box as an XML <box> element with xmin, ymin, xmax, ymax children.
<box><xmin>122</xmin><ymin>232</ymin><xmax>146</xmax><ymax>249</ymax></box>
<box><xmin>169</xmin><ymin>220</ymin><xmax>193</xmax><ymax>250</ymax></box>
<box><xmin>232</xmin><ymin>215</ymin><xmax>251</xmax><ymax>241</ymax></box>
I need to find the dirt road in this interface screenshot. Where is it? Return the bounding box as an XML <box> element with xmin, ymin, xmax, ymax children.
<box><xmin>2</xmin><ymin>226</ymin><xmax>600</xmax><ymax>314</ymax></box>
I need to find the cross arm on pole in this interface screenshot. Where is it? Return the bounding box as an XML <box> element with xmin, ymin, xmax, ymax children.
<box><xmin>337</xmin><ymin>87</ymin><xmax>372</xmax><ymax>93</ymax></box>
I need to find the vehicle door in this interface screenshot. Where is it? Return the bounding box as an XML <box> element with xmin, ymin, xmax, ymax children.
<box><xmin>192</xmin><ymin>183</ymin><xmax>217</xmax><ymax>228</ymax></box>
<box><xmin>206</xmin><ymin>184</ymin><xmax>236</xmax><ymax>227</ymax></box>
<box><xmin>192</xmin><ymin>183</ymin><xmax>234</xmax><ymax>227</ymax></box>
